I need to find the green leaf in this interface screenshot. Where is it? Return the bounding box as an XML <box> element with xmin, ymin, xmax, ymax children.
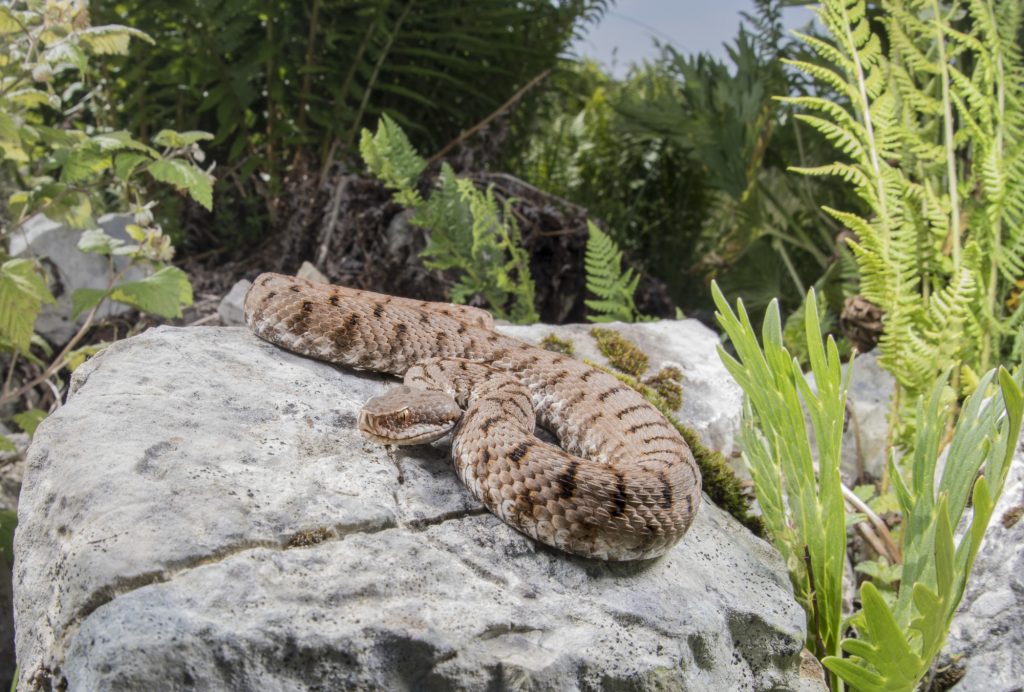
<box><xmin>78</xmin><ymin>25</ymin><xmax>154</xmax><ymax>55</ymax></box>
<box><xmin>77</xmin><ymin>229</ymin><xmax>124</xmax><ymax>255</ymax></box>
<box><xmin>66</xmin><ymin>342</ymin><xmax>108</xmax><ymax>372</ymax></box>
<box><xmin>146</xmin><ymin>159</ymin><xmax>213</xmax><ymax>210</ymax></box>
<box><xmin>113</xmin><ymin>152</ymin><xmax>151</xmax><ymax>181</ymax></box>
<box><xmin>108</xmin><ymin>267</ymin><xmax>193</xmax><ymax>319</ymax></box>
<box><xmin>0</xmin><ymin>259</ymin><xmax>55</xmax><ymax>351</ymax></box>
<box><xmin>71</xmin><ymin>288</ymin><xmax>108</xmax><ymax>319</ymax></box>
<box><xmin>0</xmin><ymin>436</ymin><xmax>14</xmax><ymax>453</ymax></box>
<box><xmin>59</xmin><ymin>146</ymin><xmax>111</xmax><ymax>183</ymax></box>
<box><xmin>47</xmin><ymin>191</ymin><xmax>94</xmax><ymax>229</ymax></box>
<box><xmin>91</xmin><ymin>131</ymin><xmax>158</xmax><ymax>156</ymax></box>
<box><xmin>152</xmin><ymin>130</ymin><xmax>214</xmax><ymax>148</ymax></box>
<box><xmin>0</xmin><ymin>113</ymin><xmax>19</xmax><ymax>144</ymax></box>
<box><xmin>0</xmin><ymin>6</ymin><xmax>21</xmax><ymax>34</ymax></box>
<box><xmin>12</xmin><ymin>409</ymin><xmax>47</xmax><ymax>436</ymax></box>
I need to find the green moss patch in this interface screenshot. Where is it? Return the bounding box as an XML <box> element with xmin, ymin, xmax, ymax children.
<box><xmin>591</xmin><ymin>327</ymin><xmax>649</xmax><ymax>377</ymax></box>
<box><xmin>540</xmin><ymin>333</ymin><xmax>575</xmax><ymax>357</ymax></box>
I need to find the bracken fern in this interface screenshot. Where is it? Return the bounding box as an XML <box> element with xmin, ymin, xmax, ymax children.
<box><xmin>782</xmin><ymin>0</ymin><xmax>1024</xmax><ymax>424</ymax></box>
<box><xmin>584</xmin><ymin>221</ymin><xmax>643</xmax><ymax>322</ymax></box>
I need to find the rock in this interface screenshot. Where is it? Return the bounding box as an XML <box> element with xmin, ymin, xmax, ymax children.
<box><xmin>841</xmin><ymin>352</ymin><xmax>895</xmax><ymax>481</ymax></box>
<box><xmin>942</xmin><ymin>430</ymin><xmax>1024</xmax><ymax>691</ymax></box>
<box><xmin>216</xmin><ymin>279</ymin><xmax>252</xmax><ymax>326</ymax></box>
<box><xmin>14</xmin><ymin>324</ymin><xmax>817</xmax><ymax>691</ymax></box>
<box><xmin>9</xmin><ymin>214</ymin><xmax>150</xmax><ymax>345</ymax></box>
<box><xmin>296</xmin><ymin>261</ymin><xmax>328</xmax><ymax>284</ymax></box>
<box><xmin>500</xmin><ymin>321</ymin><xmax>745</xmax><ymax>461</ymax></box>
<box><xmin>805</xmin><ymin>351</ymin><xmax>895</xmax><ymax>483</ymax></box>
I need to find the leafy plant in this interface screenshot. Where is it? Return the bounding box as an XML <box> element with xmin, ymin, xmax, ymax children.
<box><xmin>584</xmin><ymin>222</ymin><xmax>644</xmax><ymax>323</ymax></box>
<box><xmin>714</xmin><ymin>282</ymin><xmax>1024</xmax><ymax>691</ymax></box>
<box><xmin>783</xmin><ymin>0</ymin><xmax>1024</xmax><ymax>425</ymax></box>
<box><xmin>0</xmin><ymin>1</ymin><xmax>213</xmax><ymax>446</ymax></box>
<box><xmin>713</xmin><ymin>284</ymin><xmax>850</xmax><ymax>679</ymax></box>
<box><xmin>91</xmin><ymin>0</ymin><xmax>607</xmax><ymax>247</ymax></box>
<box><xmin>361</xmin><ymin>115</ymin><xmax>537</xmax><ymax>323</ymax></box>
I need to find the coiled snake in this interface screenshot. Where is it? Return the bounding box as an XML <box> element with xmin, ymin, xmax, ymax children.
<box><xmin>244</xmin><ymin>273</ymin><xmax>701</xmax><ymax>560</ymax></box>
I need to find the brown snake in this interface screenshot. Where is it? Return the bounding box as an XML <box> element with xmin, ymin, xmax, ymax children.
<box><xmin>244</xmin><ymin>273</ymin><xmax>701</xmax><ymax>560</ymax></box>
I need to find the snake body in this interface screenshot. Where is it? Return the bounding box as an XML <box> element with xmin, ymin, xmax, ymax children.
<box><xmin>244</xmin><ymin>273</ymin><xmax>701</xmax><ymax>560</ymax></box>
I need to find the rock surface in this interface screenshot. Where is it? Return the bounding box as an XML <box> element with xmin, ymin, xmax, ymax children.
<box><xmin>217</xmin><ymin>279</ymin><xmax>251</xmax><ymax>326</ymax></box>
<box><xmin>943</xmin><ymin>431</ymin><xmax>1024</xmax><ymax>691</ymax></box>
<box><xmin>9</xmin><ymin>214</ymin><xmax>149</xmax><ymax>345</ymax></box>
<box><xmin>15</xmin><ymin>323</ymin><xmax>816</xmax><ymax>691</ymax></box>
<box><xmin>805</xmin><ymin>350</ymin><xmax>894</xmax><ymax>482</ymax></box>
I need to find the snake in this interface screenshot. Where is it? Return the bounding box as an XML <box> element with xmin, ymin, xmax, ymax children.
<box><xmin>243</xmin><ymin>273</ymin><xmax>701</xmax><ymax>560</ymax></box>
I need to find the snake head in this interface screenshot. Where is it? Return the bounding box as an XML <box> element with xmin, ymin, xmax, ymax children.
<box><xmin>358</xmin><ymin>385</ymin><xmax>462</xmax><ymax>445</ymax></box>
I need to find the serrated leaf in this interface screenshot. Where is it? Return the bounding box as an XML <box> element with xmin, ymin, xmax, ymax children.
<box><xmin>13</xmin><ymin>409</ymin><xmax>46</xmax><ymax>436</ymax></box>
<box><xmin>152</xmin><ymin>130</ymin><xmax>214</xmax><ymax>148</ymax></box>
<box><xmin>0</xmin><ymin>113</ymin><xmax>19</xmax><ymax>143</ymax></box>
<box><xmin>91</xmin><ymin>131</ymin><xmax>158</xmax><ymax>155</ymax></box>
<box><xmin>108</xmin><ymin>267</ymin><xmax>193</xmax><ymax>319</ymax></box>
<box><xmin>77</xmin><ymin>229</ymin><xmax>124</xmax><ymax>255</ymax></box>
<box><xmin>113</xmin><ymin>152</ymin><xmax>150</xmax><ymax>181</ymax></box>
<box><xmin>79</xmin><ymin>25</ymin><xmax>154</xmax><ymax>55</ymax></box>
<box><xmin>0</xmin><ymin>259</ymin><xmax>55</xmax><ymax>351</ymax></box>
<box><xmin>59</xmin><ymin>145</ymin><xmax>111</xmax><ymax>183</ymax></box>
<box><xmin>146</xmin><ymin>159</ymin><xmax>213</xmax><ymax>210</ymax></box>
<box><xmin>71</xmin><ymin>288</ymin><xmax>108</xmax><ymax>319</ymax></box>
<box><xmin>0</xmin><ymin>6</ymin><xmax>20</xmax><ymax>34</ymax></box>
<box><xmin>48</xmin><ymin>191</ymin><xmax>93</xmax><ymax>229</ymax></box>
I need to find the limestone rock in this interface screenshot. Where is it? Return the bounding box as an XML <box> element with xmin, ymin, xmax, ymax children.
<box><xmin>217</xmin><ymin>279</ymin><xmax>252</xmax><ymax>326</ymax></box>
<box><xmin>944</xmin><ymin>431</ymin><xmax>1024</xmax><ymax>691</ymax></box>
<box><xmin>805</xmin><ymin>350</ymin><xmax>895</xmax><ymax>482</ymax></box>
<box><xmin>9</xmin><ymin>214</ymin><xmax>149</xmax><ymax>345</ymax></box>
<box><xmin>15</xmin><ymin>324</ymin><xmax>816</xmax><ymax>690</ymax></box>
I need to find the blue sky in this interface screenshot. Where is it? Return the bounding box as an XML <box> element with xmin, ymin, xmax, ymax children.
<box><xmin>571</xmin><ymin>1</ymin><xmax>817</xmax><ymax>76</ymax></box>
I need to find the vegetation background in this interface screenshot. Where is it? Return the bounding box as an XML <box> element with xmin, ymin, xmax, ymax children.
<box><xmin>2</xmin><ymin>1</ymin><xmax>1022</xmax><ymax>690</ymax></box>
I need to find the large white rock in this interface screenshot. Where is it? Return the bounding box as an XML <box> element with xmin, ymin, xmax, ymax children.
<box><xmin>9</xmin><ymin>214</ymin><xmax>149</xmax><ymax>345</ymax></box>
<box><xmin>14</xmin><ymin>324</ymin><xmax>819</xmax><ymax>690</ymax></box>
<box><xmin>944</xmin><ymin>432</ymin><xmax>1024</xmax><ymax>691</ymax></box>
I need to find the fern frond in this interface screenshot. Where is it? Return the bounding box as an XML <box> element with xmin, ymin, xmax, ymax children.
<box><xmin>584</xmin><ymin>221</ymin><xmax>642</xmax><ymax>323</ymax></box>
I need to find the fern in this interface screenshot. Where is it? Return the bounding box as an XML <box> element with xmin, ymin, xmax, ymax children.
<box><xmin>360</xmin><ymin>118</ymin><xmax>538</xmax><ymax>323</ymax></box>
<box><xmin>584</xmin><ymin>221</ymin><xmax>642</xmax><ymax>323</ymax></box>
<box><xmin>783</xmin><ymin>0</ymin><xmax>1024</xmax><ymax>429</ymax></box>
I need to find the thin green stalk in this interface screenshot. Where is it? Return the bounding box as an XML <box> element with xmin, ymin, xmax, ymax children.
<box><xmin>930</xmin><ymin>0</ymin><xmax>962</xmax><ymax>274</ymax></box>
<box><xmin>981</xmin><ymin>0</ymin><xmax>1007</xmax><ymax>371</ymax></box>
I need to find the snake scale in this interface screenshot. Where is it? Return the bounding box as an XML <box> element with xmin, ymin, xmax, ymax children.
<box><xmin>244</xmin><ymin>273</ymin><xmax>701</xmax><ymax>560</ymax></box>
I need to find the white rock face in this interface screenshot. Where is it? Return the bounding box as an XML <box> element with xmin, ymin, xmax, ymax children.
<box><xmin>9</xmin><ymin>214</ymin><xmax>150</xmax><ymax>345</ymax></box>
<box><xmin>217</xmin><ymin>279</ymin><xmax>252</xmax><ymax>326</ymax></box>
<box><xmin>14</xmin><ymin>324</ymin><xmax>819</xmax><ymax>690</ymax></box>
<box><xmin>944</xmin><ymin>434</ymin><xmax>1024</xmax><ymax>691</ymax></box>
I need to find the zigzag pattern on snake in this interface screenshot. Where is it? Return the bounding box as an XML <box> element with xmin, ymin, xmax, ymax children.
<box><xmin>244</xmin><ymin>273</ymin><xmax>701</xmax><ymax>560</ymax></box>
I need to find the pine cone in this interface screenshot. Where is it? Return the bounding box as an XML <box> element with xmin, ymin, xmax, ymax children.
<box><xmin>840</xmin><ymin>295</ymin><xmax>884</xmax><ymax>353</ymax></box>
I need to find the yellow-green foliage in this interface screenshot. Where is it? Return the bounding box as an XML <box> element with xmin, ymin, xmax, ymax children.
<box><xmin>361</xmin><ymin>116</ymin><xmax>538</xmax><ymax>324</ymax></box>
<box><xmin>584</xmin><ymin>222</ymin><xmax>644</xmax><ymax>323</ymax></box>
<box><xmin>783</xmin><ymin>0</ymin><xmax>1024</xmax><ymax>422</ymax></box>
<box><xmin>590</xmin><ymin>327</ymin><xmax>649</xmax><ymax>377</ymax></box>
<box><xmin>539</xmin><ymin>333</ymin><xmax>575</xmax><ymax>357</ymax></box>
<box><xmin>714</xmin><ymin>282</ymin><xmax>1024</xmax><ymax>692</ymax></box>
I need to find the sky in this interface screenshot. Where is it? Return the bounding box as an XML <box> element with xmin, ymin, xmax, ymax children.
<box><xmin>571</xmin><ymin>0</ymin><xmax>817</xmax><ymax>76</ymax></box>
